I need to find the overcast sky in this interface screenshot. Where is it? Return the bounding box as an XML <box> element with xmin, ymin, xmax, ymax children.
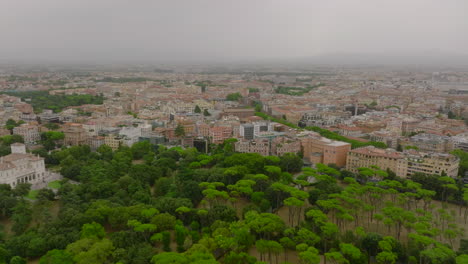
<box><xmin>1</xmin><ymin>0</ymin><xmax>467</xmax><ymax>63</ymax></box>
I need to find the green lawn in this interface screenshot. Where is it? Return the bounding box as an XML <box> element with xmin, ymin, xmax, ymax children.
<box><xmin>26</xmin><ymin>190</ymin><xmax>39</xmax><ymax>200</ymax></box>
<box><xmin>48</xmin><ymin>180</ymin><xmax>61</xmax><ymax>189</ymax></box>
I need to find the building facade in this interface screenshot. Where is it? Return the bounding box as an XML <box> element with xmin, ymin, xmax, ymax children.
<box><xmin>346</xmin><ymin>146</ymin><xmax>460</xmax><ymax>178</ymax></box>
<box><xmin>13</xmin><ymin>124</ymin><xmax>40</xmax><ymax>144</ymax></box>
<box><xmin>299</xmin><ymin>132</ymin><xmax>351</xmax><ymax>167</ymax></box>
<box><xmin>0</xmin><ymin>143</ymin><xmax>46</xmax><ymax>188</ymax></box>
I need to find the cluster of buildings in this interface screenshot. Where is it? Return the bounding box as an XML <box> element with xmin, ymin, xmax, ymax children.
<box><xmin>0</xmin><ymin>66</ymin><xmax>466</xmax><ymax>181</ymax></box>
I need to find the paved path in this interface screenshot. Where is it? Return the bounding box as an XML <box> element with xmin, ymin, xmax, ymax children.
<box><xmin>31</xmin><ymin>172</ymin><xmax>63</xmax><ymax>190</ymax></box>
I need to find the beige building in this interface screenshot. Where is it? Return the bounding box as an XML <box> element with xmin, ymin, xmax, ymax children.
<box><xmin>13</xmin><ymin>124</ymin><xmax>40</xmax><ymax>144</ymax></box>
<box><xmin>62</xmin><ymin>123</ymin><xmax>87</xmax><ymax>146</ymax></box>
<box><xmin>346</xmin><ymin>146</ymin><xmax>459</xmax><ymax>178</ymax></box>
<box><xmin>271</xmin><ymin>136</ymin><xmax>301</xmax><ymax>156</ymax></box>
<box><xmin>404</xmin><ymin>151</ymin><xmax>459</xmax><ymax>177</ymax></box>
<box><xmin>104</xmin><ymin>135</ymin><xmax>125</xmax><ymax>151</ymax></box>
<box><xmin>346</xmin><ymin>147</ymin><xmax>407</xmax><ymax>177</ymax></box>
<box><xmin>235</xmin><ymin>138</ymin><xmax>270</xmax><ymax>156</ymax></box>
<box><xmin>298</xmin><ymin>132</ymin><xmax>351</xmax><ymax>167</ymax></box>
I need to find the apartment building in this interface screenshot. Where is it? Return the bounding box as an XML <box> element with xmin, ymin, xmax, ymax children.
<box><xmin>221</xmin><ymin>108</ymin><xmax>255</xmax><ymax>120</ymax></box>
<box><xmin>404</xmin><ymin>133</ymin><xmax>451</xmax><ymax>153</ymax></box>
<box><xmin>62</xmin><ymin>123</ymin><xmax>87</xmax><ymax>146</ymax></box>
<box><xmin>450</xmin><ymin>134</ymin><xmax>468</xmax><ymax>152</ymax></box>
<box><xmin>104</xmin><ymin>134</ymin><xmax>125</xmax><ymax>151</ymax></box>
<box><xmin>235</xmin><ymin>138</ymin><xmax>270</xmax><ymax>156</ymax></box>
<box><xmin>13</xmin><ymin>124</ymin><xmax>40</xmax><ymax>144</ymax></box>
<box><xmin>210</xmin><ymin>126</ymin><xmax>232</xmax><ymax>144</ymax></box>
<box><xmin>298</xmin><ymin>132</ymin><xmax>351</xmax><ymax>167</ymax></box>
<box><xmin>271</xmin><ymin>136</ymin><xmax>301</xmax><ymax>156</ymax></box>
<box><xmin>87</xmin><ymin>136</ymin><xmax>105</xmax><ymax>151</ymax></box>
<box><xmin>240</xmin><ymin>124</ymin><xmax>254</xmax><ymax>140</ymax></box>
<box><xmin>404</xmin><ymin>151</ymin><xmax>459</xmax><ymax>177</ymax></box>
<box><xmin>346</xmin><ymin>146</ymin><xmax>460</xmax><ymax>178</ymax></box>
<box><xmin>346</xmin><ymin>147</ymin><xmax>407</xmax><ymax>177</ymax></box>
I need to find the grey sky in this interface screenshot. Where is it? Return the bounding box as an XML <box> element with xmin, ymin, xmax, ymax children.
<box><xmin>1</xmin><ymin>0</ymin><xmax>467</xmax><ymax>63</ymax></box>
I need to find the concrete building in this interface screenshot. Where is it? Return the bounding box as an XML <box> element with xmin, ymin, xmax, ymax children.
<box><xmin>271</xmin><ymin>136</ymin><xmax>301</xmax><ymax>156</ymax></box>
<box><xmin>240</xmin><ymin>124</ymin><xmax>254</xmax><ymax>140</ymax></box>
<box><xmin>235</xmin><ymin>138</ymin><xmax>270</xmax><ymax>156</ymax></box>
<box><xmin>38</xmin><ymin>110</ymin><xmax>60</xmax><ymax>123</ymax></box>
<box><xmin>210</xmin><ymin>126</ymin><xmax>232</xmax><ymax>144</ymax></box>
<box><xmin>62</xmin><ymin>123</ymin><xmax>87</xmax><ymax>146</ymax></box>
<box><xmin>221</xmin><ymin>108</ymin><xmax>255</xmax><ymax>120</ymax></box>
<box><xmin>87</xmin><ymin>136</ymin><xmax>105</xmax><ymax>151</ymax></box>
<box><xmin>0</xmin><ymin>143</ymin><xmax>46</xmax><ymax>188</ymax></box>
<box><xmin>13</xmin><ymin>124</ymin><xmax>40</xmax><ymax>144</ymax></box>
<box><xmin>346</xmin><ymin>147</ymin><xmax>407</xmax><ymax>177</ymax></box>
<box><xmin>346</xmin><ymin>146</ymin><xmax>459</xmax><ymax>178</ymax></box>
<box><xmin>252</xmin><ymin>121</ymin><xmax>273</xmax><ymax>137</ymax></box>
<box><xmin>450</xmin><ymin>134</ymin><xmax>468</xmax><ymax>152</ymax></box>
<box><xmin>404</xmin><ymin>151</ymin><xmax>459</xmax><ymax>177</ymax></box>
<box><xmin>119</xmin><ymin>126</ymin><xmax>142</xmax><ymax>146</ymax></box>
<box><xmin>405</xmin><ymin>133</ymin><xmax>451</xmax><ymax>153</ymax></box>
<box><xmin>104</xmin><ymin>134</ymin><xmax>125</xmax><ymax>151</ymax></box>
<box><xmin>298</xmin><ymin>132</ymin><xmax>351</xmax><ymax>167</ymax></box>
<box><xmin>369</xmin><ymin>130</ymin><xmax>400</xmax><ymax>149</ymax></box>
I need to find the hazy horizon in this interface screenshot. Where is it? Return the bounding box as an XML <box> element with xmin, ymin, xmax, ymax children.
<box><xmin>1</xmin><ymin>0</ymin><xmax>467</xmax><ymax>65</ymax></box>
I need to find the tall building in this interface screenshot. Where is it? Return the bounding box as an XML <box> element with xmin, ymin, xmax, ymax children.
<box><xmin>0</xmin><ymin>143</ymin><xmax>46</xmax><ymax>188</ymax></box>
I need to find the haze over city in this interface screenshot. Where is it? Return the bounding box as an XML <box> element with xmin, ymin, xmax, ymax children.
<box><xmin>1</xmin><ymin>0</ymin><xmax>468</xmax><ymax>64</ymax></box>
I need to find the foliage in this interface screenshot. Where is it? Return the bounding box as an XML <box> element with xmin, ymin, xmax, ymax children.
<box><xmin>275</xmin><ymin>83</ymin><xmax>323</xmax><ymax>96</ymax></box>
<box><xmin>226</xmin><ymin>92</ymin><xmax>242</xmax><ymax>101</ymax></box>
<box><xmin>0</xmin><ymin>140</ymin><xmax>463</xmax><ymax>264</ymax></box>
<box><xmin>3</xmin><ymin>91</ymin><xmax>104</xmax><ymax>113</ymax></box>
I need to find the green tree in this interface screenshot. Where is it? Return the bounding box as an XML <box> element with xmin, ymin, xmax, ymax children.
<box><xmin>226</xmin><ymin>93</ymin><xmax>242</xmax><ymax>101</ymax></box>
<box><xmin>11</xmin><ymin>200</ymin><xmax>32</xmax><ymax>235</ymax></box>
<box><xmin>81</xmin><ymin>222</ymin><xmax>106</xmax><ymax>239</ymax></box>
<box><xmin>194</xmin><ymin>105</ymin><xmax>202</xmax><ymax>113</ymax></box>
<box><xmin>39</xmin><ymin>249</ymin><xmax>74</xmax><ymax>264</ymax></box>
<box><xmin>244</xmin><ymin>211</ymin><xmax>285</xmax><ymax>240</ymax></box>
<box><xmin>9</xmin><ymin>256</ymin><xmax>26</xmax><ymax>264</ymax></box>
<box><xmin>298</xmin><ymin>246</ymin><xmax>320</xmax><ymax>264</ymax></box>
<box><xmin>66</xmin><ymin>238</ymin><xmax>114</xmax><ymax>264</ymax></box>
<box><xmin>175</xmin><ymin>124</ymin><xmax>185</xmax><ymax>138</ymax></box>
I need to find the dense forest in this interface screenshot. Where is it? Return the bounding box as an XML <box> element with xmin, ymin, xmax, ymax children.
<box><xmin>0</xmin><ymin>139</ymin><xmax>467</xmax><ymax>264</ymax></box>
<box><xmin>2</xmin><ymin>91</ymin><xmax>104</xmax><ymax>113</ymax></box>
